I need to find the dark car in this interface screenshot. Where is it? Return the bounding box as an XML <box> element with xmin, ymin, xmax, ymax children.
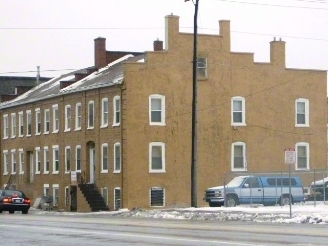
<box><xmin>0</xmin><ymin>189</ymin><xmax>31</xmax><ymax>214</ymax></box>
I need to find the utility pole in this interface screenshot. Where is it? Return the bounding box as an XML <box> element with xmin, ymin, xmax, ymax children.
<box><xmin>187</xmin><ymin>0</ymin><xmax>199</xmax><ymax>208</ymax></box>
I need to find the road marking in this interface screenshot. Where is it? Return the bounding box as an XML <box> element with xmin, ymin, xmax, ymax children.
<box><xmin>0</xmin><ymin>224</ymin><xmax>268</xmax><ymax>246</ymax></box>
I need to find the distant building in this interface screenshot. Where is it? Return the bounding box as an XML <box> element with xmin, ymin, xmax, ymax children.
<box><xmin>0</xmin><ymin>15</ymin><xmax>326</xmax><ymax>212</ymax></box>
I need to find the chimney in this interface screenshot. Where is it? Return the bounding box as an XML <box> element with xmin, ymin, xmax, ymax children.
<box><xmin>153</xmin><ymin>39</ymin><xmax>163</xmax><ymax>51</ymax></box>
<box><xmin>270</xmin><ymin>37</ymin><xmax>286</xmax><ymax>67</ymax></box>
<box><xmin>36</xmin><ymin>66</ymin><xmax>40</xmax><ymax>86</ymax></box>
<box><xmin>165</xmin><ymin>14</ymin><xmax>180</xmax><ymax>51</ymax></box>
<box><xmin>94</xmin><ymin>37</ymin><xmax>107</xmax><ymax>69</ymax></box>
<box><xmin>219</xmin><ymin>20</ymin><xmax>231</xmax><ymax>52</ymax></box>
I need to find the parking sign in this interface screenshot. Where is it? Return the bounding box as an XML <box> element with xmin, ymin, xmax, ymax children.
<box><xmin>285</xmin><ymin>148</ymin><xmax>296</xmax><ymax>164</ymax></box>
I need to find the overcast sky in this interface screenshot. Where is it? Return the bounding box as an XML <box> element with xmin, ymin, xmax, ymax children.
<box><xmin>1</xmin><ymin>0</ymin><xmax>327</xmax><ymax>78</ymax></box>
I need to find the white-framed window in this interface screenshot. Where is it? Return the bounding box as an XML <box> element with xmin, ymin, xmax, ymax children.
<box><xmin>76</xmin><ymin>145</ymin><xmax>81</xmax><ymax>171</ymax></box>
<box><xmin>149</xmin><ymin>142</ymin><xmax>165</xmax><ymax>173</ymax></box>
<box><xmin>65</xmin><ymin>146</ymin><xmax>71</xmax><ymax>173</ymax></box>
<box><xmin>43</xmin><ymin>184</ymin><xmax>50</xmax><ymax>196</ymax></box>
<box><xmin>149</xmin><ymin>95</ymin><xmax>165</xmax><ymax>126</ymax></box>
<box><xmin>295</xmin><ymin>98</ymin><xmax>309</xmax><ymax>127</ymax></box>
<box><xmin>295</xmin><ymin>142</ymin><xmax>310</xmax><ymax>170</ymax></box>
<box><xmin>35</xmin><ymin>147</ymin><xmax>41</xmax><ymax>174</ymax></box>
<box><xmin>53</xmin><ymin>184</ymin><xmax>59</xmax><ymax>207</ymax></box>
<box><xmin>101</xmin><ymin>98</ymin><xmax>109</xmax><ymax>127</ymax></box>
<box><xmin>52</xmin><ymin>104</ymin><xmax>59</xmax><ymax>133</ymax></box>
<box><xmin>114</xmin><ymin>142</ymin><xmax>121</xmax><ymax>173</ymax></box>
<box><xmin>44</xmin><ymin>109</ymin><xmax>50</xmax><ymax>134</ymax></box>
<box><xmin>113</xmin><ymin>96</ymin><xmax>120</xmax><ymax>126</ymax></box>
<box><xmin>11</xmin><ymin>113</ymin><xmax>16</xmax><ymax>138</ymax></box>
<box><xmin>44</xmin><ymin>147</ymin><xmax>49</xmax><ymax>174</ymax></box>
<box><xmin>3</xmin><ymin>150</ymin><xmax>9</xmax><ymax>175</ymax></box>
<box><xmin>231</xmin><ymin>97</ymin><xmax>246</xmax><ymax>126</ymax></box>
<box><xmin>52</xmin><ymin>145</ymin><xmax>59</xmax><ymax>174</ymax></box>
<box><xmin>150</xmin><ymin>187</ymin><xmax>165</xmax><ymax>207</ymax></box>
<box><xmin>35</xmin><ymin>108</ymin><xmax>41</xmax><ymax>135</ymax></box>
<box><xmin>65</xmin><ymin>186</ymin><xmax>69</xmax><ymax>207</ymax></box>
<box><xmin>231</xmin><ymin>142</ymin><xmax>247</xmax><ymax>171</ymax></box>
<box><xmin>65</xmin><ymin>105</ymin><xmax>71</xmax><ymax>132</ymax></box>
<box><xmin>88</xmin><ymin>101</ymin><xmax>94</xmax><ymax>129</ymax></box>
<box><xmin>114</xmin><ymin>187</ymin><xmax>121</xmax><ymax>210</ymax></box>
<box><xmin>101</xmin><ymin>143</ymin><xmax>108</xmax><ymax>173</ymax></box>
<box><xmin>101</xmin><ymin>187</ymin><xmax>108</xmax><ymax>206</ymax></box>
<box><xmin>19</xmin><ymin>149</ymin><xmax>24</xmax><ymax>174</ymax></box>
<box><xmin>75</xmin><ymin>103</ymin><xmax>82</xmax><ymax>130</ymax></box>
<box><xmin>3</xmin><ymin>114</ymin><xmax>8</xmax><ymax>139</ymax></box>
<box><xmin>197</xmin><ymin>57</ymin><xmax>207</xmax><ymax>79</ymax></box>
<box><xmin>11</xmin><ymin>149</ymin><xmax>16</xmax><ymax>174</ymax></box>
<box><xmin>26</xmin><ymin>110</ymin><xmax>32</xmax><ymax>136</ymax></box>
<box><xmin>18</xmin><ymin>111</ymin><xmax>24</xmax><ymax>137</ymax></box>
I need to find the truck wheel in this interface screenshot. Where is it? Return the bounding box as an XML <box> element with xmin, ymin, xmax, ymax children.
<box><xmin>226</xmin><ymin>195</ymin><xmax>238</xmax><ymax>207</ymax></box>
<box><xmin>209</xmin><ymin>202</ymin><xmax>221</xmax><ymax>207</ymax></box>
<box><xmin>22</xmin><ymin>209</ymin><xmax>29</xmax><ymax>214</ymax></box>
<box><xmin>280</xmin><ymin>195</ymin><xmax>293</xmax><ymax>206</ymax></box>
<box><xmin>9</xmin><ymin>210</ymin><xmax>15</xmax><ymax>214</ymax></box>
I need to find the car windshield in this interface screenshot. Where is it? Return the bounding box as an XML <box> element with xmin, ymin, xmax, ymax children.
<box><xmin>226</xmin><ymin>177</ymin><xmax>246</xmax><ymax>187</ymax></box>
<box><xmin>1</xmin><ymin>190</ymin><xmax>24</xmax><ymax>197</ymax></box>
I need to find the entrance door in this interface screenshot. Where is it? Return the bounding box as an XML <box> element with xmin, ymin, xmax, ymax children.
<box><xmin>70</xmin><ymin>186</ymin><xmax>77</xmax><ymax>212</ymax></box>
<box><xmin>89</xmin><ymin>148</ymin><xmax>95</xmax><ymax>183</ymax></box>
<box><xmin>30</xmin><ymin>154</ymin><xmax>34</xmax><ymax>183</ymax></box>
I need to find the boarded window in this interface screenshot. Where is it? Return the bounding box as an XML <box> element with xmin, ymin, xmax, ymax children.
<box><xmin>150</xmin><ymin>187</ymin><xmax>164</xmax><ymax>207</ymax></box>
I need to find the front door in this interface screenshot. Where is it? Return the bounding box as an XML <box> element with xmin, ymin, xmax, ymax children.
<box><xmin>89</xmin><ymin>148</ymin><xmax>95</xmax><ymax>183</ymax></box>
<box><xmin>30</xmin><ymin>154</ymin><xmax>34</xmax><ymax>183</ymax></box>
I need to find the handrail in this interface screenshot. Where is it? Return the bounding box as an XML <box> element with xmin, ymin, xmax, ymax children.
<box><xmin>5</xmin><ymin>174</ymin><xmax>13</xmax><ymax>190</ymax></box>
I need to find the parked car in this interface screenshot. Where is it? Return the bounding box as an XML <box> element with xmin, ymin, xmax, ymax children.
<box><xmin>203</xmin><ymin>175</ymin><xmax>304</xmax><ymax>207</ymax></box>
<box><xmin>0</xmin><ymin>189</ymin><xmax>31</xmax><ymax>214</ymax></box>
<box><xmin>310</xmin><ymin>177</ymin><xmax>328</xmax><ymax>195</ymax></box>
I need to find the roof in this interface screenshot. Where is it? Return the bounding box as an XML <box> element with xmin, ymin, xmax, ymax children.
<box><xmin>0</xmin><ymin>76</ymin><xmax>51</xmax><ymax>95</ymax></box>
<box><xmin>0</xmin><ymin>54</ymin><xmax>145</xmax><ymax>109</ymax></box>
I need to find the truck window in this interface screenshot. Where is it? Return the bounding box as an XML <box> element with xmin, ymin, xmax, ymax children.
<box><xmin>267</xmin><ymin>178</ymin><xmax>297</xmax><ymax>186</ymax></box>
<box><xmin>244</xmin><ymin>178</ymin><xmax>260</xmax><ymax>188</ymax></box>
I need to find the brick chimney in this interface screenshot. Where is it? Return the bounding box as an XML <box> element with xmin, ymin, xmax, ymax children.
<box><xmin>94</xmin><ymin>37</ymin><xmax>107</xmax><ymax>69</ymax></box>
<box><xmin>153</xmin><ymin>39</ymin><xmax>163</xmax><ymax>51</ymax></box>
<box><xmin>270</xmin><ymin>37</ymin><xmax>286</xmax><ymax>67</ymax></box>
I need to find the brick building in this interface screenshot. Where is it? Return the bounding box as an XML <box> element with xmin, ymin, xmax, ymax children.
<box><xmin>0</xmin><ymin>15</ymin><xmax>327</xmax><ymax>212</ymax></box>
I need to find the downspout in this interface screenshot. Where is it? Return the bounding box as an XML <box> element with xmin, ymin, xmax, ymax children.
<box><xmin>119</xmin><ymin>82</ymin><xmax>125</xmax><ymax>208</ymax></box>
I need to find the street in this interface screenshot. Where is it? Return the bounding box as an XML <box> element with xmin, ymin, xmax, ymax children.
<box><xmin>0</xmin><ymin>212</ymin><xmax>327</xmax><ymax>246</ymax></box>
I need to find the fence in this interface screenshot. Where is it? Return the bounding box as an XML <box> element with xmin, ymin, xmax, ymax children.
<box><xmin>223</xmin><ymin>169</ymin><xmax>328</xmax><ymax>207</ymax></box>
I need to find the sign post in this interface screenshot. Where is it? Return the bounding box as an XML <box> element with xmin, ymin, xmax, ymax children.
<box><xmin>284</xmin><ymin>148</ymin><xmax>295</xmax><ymax>218</ymax></box>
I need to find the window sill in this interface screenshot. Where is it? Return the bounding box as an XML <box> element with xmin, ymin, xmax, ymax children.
<box><xmin>231</xmin><ymin>169</ymin><xmax>247</xmax><ymax>172</ymax></box>
<box><xmin>64</xmin><ymin>129</ymin><xmax>71</xmax><ymax>132</ymax></box>
<box><xmin>74</xmin><ymin>128</ymin><xmax>81</xmax><ymax>132</ymax></box>
<box><xmin>295</xmin><ymin>125</ymin><xmax>310</xmax><ymax>128</ymax></box>
<box><xmin>87</xmin><ymin>127</ymin><xmax>94</xmax><ymax>130</ymax></box>
<box><xmin>149</xmin><ymin>123</ymin><xmax>166</xmax><ymax>126</ymax></box>
<box><xmin>11</xmin><ymin>136</ymin><xmax>16</xmax><ymax>139</ymax></box>
<box><xmin>52</xmin><ymin>171</ymin><xmax>59</xmax><ymax>174</ymax></box>
<box><xmin>11</xmin><ymin>172</ymin><xmax>16</xmax><ymax>175</ymax></box>
<box><xmin>35</xmin><ymin>172</ymin><xmax>41</xmax><ymax>174</ymax></box>
<box><xmin>19</xmin><ymin>135</ymin><xmax>24</xmax><ymax>138</ymax></box>
<box><xmin>113</xmin><ymin>170</ymin><xmax>121</xmax><ymax>174</ymax></box>
<box><xmin>52</xmin><ymin>130</ymin><xmax>59</xmax><ymax>134</ymax></box>
<box><xmin>65</xmin><ymin>171</ymin><xmax>70</xmax><ymax>174</ymax></box>
<box><xmin>149</xmin><ymin>170</ymin><xmax>166</xmax><ymax>173</ymax></box>
<box><xmin>43</xmin><ymin>132</ymin><xmax>49</xmax><ymax>135</ymax></box>
<box><xmin>100</xmin><ymin>124</ymin><xmax>108</xmax><ymax>128</ymax></box>
<box><xmin>19</xmin><ymin>172</ymin><xmax>24</xmax><ymax>175</ymax></box>
<box><xmin>231</xmin><ymin>123</ymin><xmax>247</xmax><ymax>127</ymax></box>
<box><xmin>35</xmin><ymin>133</ymin><xmax>41</xmax><ymax>136</ymax></box>
<box><xmin>3</xmin><ymin>137</ymin><xmax>8</xmax><ymax>140</ymax></box>
<box><xmin>101</xmin><ymin>170</ymin><xmax>108</xmax><ymax>174</ymax></box>
<box><xmin>3</xmin><ymin>172</ymin><xmax>9</xmax><ymax>175</ymax></box>
<box><xmin>43</xmin><ymin>171</ymin><xmax>49</xmax><ymax>174</ymax></box>
<box><xmin>112</xmin><ymin>123</ymin><xmax>120</xmax><ymax>127</ymax></box>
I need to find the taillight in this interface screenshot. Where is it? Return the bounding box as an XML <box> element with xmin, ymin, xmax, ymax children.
<box><xmin>3</xmin><ymin>198</ymin><xmax>12</xmax><ymax>202</ymax></box>
<box><xmin>24</xmin><ymin>199</ymin><xmax>30</xmax><ymax>204</ymax></box>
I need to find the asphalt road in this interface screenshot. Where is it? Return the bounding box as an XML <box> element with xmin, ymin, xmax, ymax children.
<box><xmin>0</xmin><ymin>212</ymin><xmax>327</xmax><ymax>246</ymax></box>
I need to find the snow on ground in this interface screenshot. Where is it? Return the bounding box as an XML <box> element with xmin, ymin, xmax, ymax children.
<box><xmin>31</xmin><ymin>201</ymin><xmax>328</xmax><ymax>225</ymax></box>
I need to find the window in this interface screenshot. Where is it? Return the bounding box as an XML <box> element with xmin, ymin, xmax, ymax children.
<box><xmin>149</xmin><ymin>95</ymin><xmax>165</xmax><ymax>125</ymax></box>
<box><xmin>35</xmin><ymin>108</ymin><xmax>41</xmax><ymax>135</ymax></box>
<box><xmin>53</xmin><ymin>104</ymin><xmax>59</xmax><ymax>132</ymax></box>
<box><xmin>75</xmin><ymin>103</ymin><xmax>82</xmax><ymax>130</ymax></box>
<box><xmin>149</xmin><ymin>142</ymin><xmax>165</xmax><ymax>173</ymax></box>
<box><xmin>44</xmin><ymin>109</ymin><xmax>50</xmax><ymax>133</ymax></box>
<box><xmin>19</xmin><ymin>149</ymin><xmax>24</xmax><ymax>174</ymax></box>
<box><xmin>88</xmin><ymin>101</ymin><xmax>94</xmax><ymax>129</ymax></box>
<box><xmin>101</xmin><ymin>143</ymin><xmax>108</xmax><ymax>173</ymax></box>
<box><xmin>11</xmin><ymin>149</ymin><xmax>16</xmax><ymax>174</ymax></box>
<box><xmin>26</xmin><ymin>110</ymin><xmax>32</xmax><ymax>136</ymax></box>
<box><xmin>65</xmin><ymin>146</ymin><xmax>71</xmax><ymax>173</ymax></box>
<box><xmin>150</xmin><ymin>187</ymin><xmax>165</xmax><ymax>207</ymax></box>
<box><xmin>43</xmin><ymin>184</ymin><xmax>49</xmax><ymax>196</ymax></box>
<box><xmin>113</xmin><ymin>96</ymin><xmax>120</xmax><ymax>126</ymax></box>
<box><xmin>11</xmin><ymin>113</ymin><xmax>16</xmax><ymax>138</ymax></box>
<box><xmin>3</xmin><ymin>150</ymin><xmax>9</xmax><ymax>175</ymax></box>
<box><xmin>44</xmin><ymin>147</ymin><xmax>49</xmax><ymax>174</ymax></box>
<box><xmin>197</xmin><ymin>57</ymin><xmax>207</xmax><ymax>79</ymax></box>
<box><xmin>65</xmin><ymin>186</ymin><xmax>69</xmax><ymax>207</ymax></box>
<box><xmin>76</xmin><ymin>145</ymin><xmax>81</xmax><ymax>171</ymax></box>
<box><xmin>101</xmin><ymin>98</ymin><xmax>109</xmax><ymax>127</ymax></box>
<box><xmin>114</xmin><ymin>187</ymin><xmax>121</xmax><ymax>210</ymax></box>
<box><xmin>295</xmin><ymin>98</ymin><xmax>309</xmax><ymax>127</ymax></box>
<box><xmin>231</xmin><ymin>142</ymin><xmax>247</xmax><ymax>171</ymax></box>
<box><xmin>53</xmin><ymin>184</ymin><xmax>59</xmax><ymax>207</ymax></box>
<box><xmin>3</xmin><ymin>114</ymin><xmax>8</xmax><ymax>139</ymax></box>
<box><xmin>52</xmin><ymin>145</ymin><xmax>59</xmax><ymax>174</ymax></box>
<box><xmin>101</xmin><ymin>187</ymin><xmax>108</xmax><ymax>206</ymax></box>
<box><xmin>35</xmin><ymin>147</ymin><xmax>41</xmax><ymax>174</ymax></box>
<box><xmin>231</xmin><ymin>97</ymin><xmax>246</xmax><ymax>126</ymax></box>
<box><xmin>296</xmin><ymin>142</ymin><xmax>310</xmax><ymax>170</ymax></box>
<box><xmin>65</xmin><ymin>105</ymin><xmax>71</xmax><ymax>131</ymax></box>
<box><xmin>114</xmin><ymin>142</ymin><xmax>121</xmax><ymax>173</ymax></box>
<box><xmin>18</xmin><ymin>112</ymin><xmax>24</xmax><ymax>137</ymax></box>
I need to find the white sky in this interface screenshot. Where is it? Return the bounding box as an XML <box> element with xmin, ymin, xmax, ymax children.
<box><xmin>0</xmin><ymin>0</ymin><xmax>327</xmax><ymax>78</ymax></box>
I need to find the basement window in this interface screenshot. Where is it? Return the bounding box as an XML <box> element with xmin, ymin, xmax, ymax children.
<box><xmin>150</xmin><ymin>187</ymin><xmax>165</xmax><ymax>207</ymax></box>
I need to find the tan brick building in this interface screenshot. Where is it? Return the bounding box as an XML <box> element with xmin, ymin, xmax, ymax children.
<box><xmin>0</xmin><ymin>15</ymin><xmax>327</xmax><ymax>211</ymax></box>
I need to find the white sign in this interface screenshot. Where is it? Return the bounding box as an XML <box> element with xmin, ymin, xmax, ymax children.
<box><xmin>285</xmin><ymin>148</ymin><xmax>296</xmax><ymax>164</ymax></box>
<box><xmin>71</xmin><ymin>171</ymin><xmax>77</xmax><ymax>182</ymax></box>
